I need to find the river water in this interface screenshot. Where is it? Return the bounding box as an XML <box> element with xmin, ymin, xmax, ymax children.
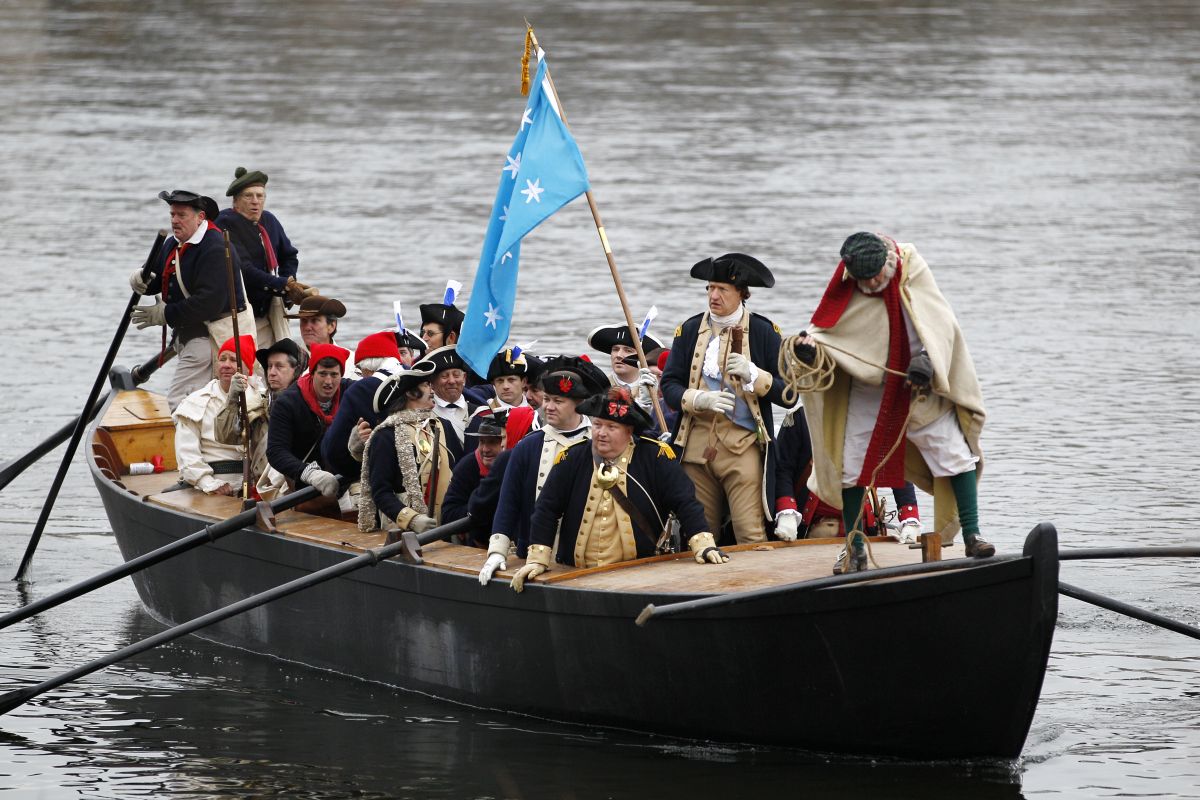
<box><xmin>2</xmin><ymin>0</ymin><xmax>1198</xmax><ymax>797</ymax></box>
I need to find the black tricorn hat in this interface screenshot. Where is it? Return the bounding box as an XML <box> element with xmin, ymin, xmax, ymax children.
<box><xmin>423</xmin><ymin>344</ymin><xmax>467</xmax><ymax>375</ymax></box>
<box><xmin>539</xmin><ymin>355</ymin><xmax>611</xmax><ymax>399</ymax></box>
<box><xmin>394</xmin><ymin>329</ymin><xmax>427</xmax><ymax>357</ymax></box>
<box><xmin>587</xmin><ymin>324</ymin><xmax>664</xmax><ymax>356</ymax></box>
<box><xmin>158</xmin><ymin>189</ymin><xmax>220</xmax><ymax>226</ymax></box>
<box><xmin>419</xmin><ymin>303</ymin><xmax>465</xmax><ymax>336</ymax></box>
<box><xmin>577</xmin><ymin>386</ymin><xmax>654</xmax><ymax>431</ymax></box>
<box><xmin>487</xmin><ymin>347</ymin><xmax>530</xmax><ymax>381</ymax></box>
<box><xmin>466</xmin><ymin>412</ymin><xmax>507</xmax><ymax>439</ymax></box>
<box><xmin>372</xmin><ymin>360</ymin><xmax>437</xmax><ymax>415</ymax></box>
<box><xmin>255</xmin><ymin>337</ymin><xmax>305</xmax><ymax>374</ymax></box>
<box><xmin>690</xmin><ymin>252</ymin><xmax>775</xmax><ymax>289</ymax></box>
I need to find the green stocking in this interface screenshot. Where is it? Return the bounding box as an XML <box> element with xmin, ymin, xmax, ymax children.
<box><xmin>841</xmin><ymin>486</ymin><xmax>866</xmax><ymax>550</ymax></box>
<box><xmin>949</xmin><ymin>470</ymin><xmax>980</xmax><ymax>537</ymax></box>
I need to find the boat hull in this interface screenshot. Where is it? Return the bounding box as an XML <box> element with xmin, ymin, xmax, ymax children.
<box><xmin>93</xmin><ymin>464</ymin><xmax>1057</xmax><ymax>760</ymax></box>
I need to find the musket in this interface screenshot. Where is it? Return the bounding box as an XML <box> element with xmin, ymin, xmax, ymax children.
<box><xmin>222</xmin><ymin>230</ymin><xmax>252</xmax><ymax>502</ymax></box>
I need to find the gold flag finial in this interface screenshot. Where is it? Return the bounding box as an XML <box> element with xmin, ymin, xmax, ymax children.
<box><xmin>520</xmin><ymin>26</ymin><xmax>534</xmax><ymax>96</ymax></box>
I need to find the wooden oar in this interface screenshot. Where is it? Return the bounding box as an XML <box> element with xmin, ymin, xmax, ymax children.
<box><xmin>0</xmin><ymin>481</ymin><xmax>330</xmax><ymax>632</ymax></box>
<box><xmin>635</xmin><ymin>555</ymin><xmax>1021</xmax><ymax>626</ymax></box>
<box><xmin>13</xmin><ymin>231</ymin><xmax>167</xmax><ymax>581</ymax></box>
<box><xmin>0</xmin><ymin>516</ymin><xmax>471</xmax><ymax>716</ymax></box>
<box><xmin>1059</xmin><ymin>581</ymin><xmax>1200</xmax><ymax>641</ymax></box>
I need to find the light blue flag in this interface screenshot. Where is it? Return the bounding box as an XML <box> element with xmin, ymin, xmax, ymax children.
<box><xmin>458</xmin><ymin>52</ymin><xmax>590</xmax><ymax>377</ymax></box>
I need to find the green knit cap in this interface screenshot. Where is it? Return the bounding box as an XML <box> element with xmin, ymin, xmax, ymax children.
<box><xmin>226</xmin><ymin>166</ymin><xmax>268</xmax><ymax>197</ymax></box>
<box><xmin>840</xmin><ymin>232</ymin><xmax>889</xmax><ymax>279</ymax></box>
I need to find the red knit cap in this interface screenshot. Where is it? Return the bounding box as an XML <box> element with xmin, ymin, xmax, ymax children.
<box><xmin>355</xmin><ymin>330</ymin><xmax>401</xmax><ymax>364</ymax></box>
<box><xmin>309</xmin><ymin>343</ymin><xmax>351</xmax><ymax>374</ymax></box>
<box><xmin>218</xmin><ymin>335</ymin><xmax>256</xmax><ymax>373</ymax></box>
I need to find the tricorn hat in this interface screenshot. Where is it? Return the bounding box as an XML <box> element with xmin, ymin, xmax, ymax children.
<box><xmin>255</xmin><ymin>337</ymin><xmax>305</xmax><ymax>374</ymax></box>
<box><xmin>423</xmin><ymin>344</ymin><xmax>467</xmax><ymax>376</ymax></box>
<box><xmin>840</xmin><ymin>232</ymin><xmax>892</xmax><ymax>280</ymax></box>
<box><xmin>577</xmin><ymin>386</ymin><xmax>654</xmax><ymax>432</ymax></box>
<box><xmin>395</xmin><ymin>329</ymin><xmax>427</xmax><ymax>357</ymax></box>
<box><xmin>158</xmin><ymin>189</ymin><xmax>220</xmax><ymax>227</ymax></box>
<box><xmin>466</xmin><ymin>408</ymin><xmax>508</xmax><ymax>439</ymax></box>
<box><xmin>285</xmin><ymin>295</ymin><xmax>347</xmax><ymax>320</ymax></box>
<box><xmin>226</xmin><ymin>166</ymin><xmax>268</xmax><ymax>197</ymax></box>
<box><xmin>418</xmin><ymin>303</ymin><xmax>465</xmax><ymax>336</ymax></box>
<box><xmin>539</xmin><ymin>355</ymin><xmax>612</xmax><ymax>399</ymax></box>
<box><xmin>587</xmin><ymin>324</ymin><xmax>664</xmax><ymax>356</ymax></box>
<box><xmin>690</xmin><ymin>252</ymin><xmax>775</xmax><ymax>289</ymax></box>
<box><xmin>487</xmin><ymin>347</ymin><xmax>530</xmax><ymax>381</ymax></box>
<box><xmin>372</xmin><ymin>359</ymin><xmax>437</xmax><ymax>415</ymax></box>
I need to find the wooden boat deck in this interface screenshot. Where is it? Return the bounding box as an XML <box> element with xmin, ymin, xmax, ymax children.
<box><xmin>100</xmin><ymin>389</ymin><xmax>951</xmax><ymax>595</ymax></box>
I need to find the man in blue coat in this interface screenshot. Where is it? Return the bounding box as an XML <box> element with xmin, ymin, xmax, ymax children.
<box><xmin>660</xmin><ymin>253</ymin><xmax>787</xmax><ymax>546</ymax></box>
<box><xmin>510</xmin><ymin>386</ymin><xmax>728</xmax><ymax>593</ymax></box>
<box><xmin>131</xmin><ymin>189</ymin><xmax>248</xmax><ymax>409</ymax></box>
<box><xmin>476</xmin><ymin>355</ymin><xmax>609</xmax><ymax>584</ymax></box>
<box><xmin>216</xmin><ymin>167</ymin><xmax>315</xmax><ymax>349</ymax></box>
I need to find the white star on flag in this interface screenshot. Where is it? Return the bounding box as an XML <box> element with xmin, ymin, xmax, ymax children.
<box><xmin>500</xmin><ymin>251</ymin><xmax>513</xmax><ymax>264</ymax></box>
<box><xmin>520</xmin><ymin>107</ymin><xmax>533</xmax><ymax>131</ymax></box>
<box><xmin>521</xmin><ymin>178</ymin><xmax>544</xmax><ymax>204</ymax></box>
<box><xmin>500</xmin><ymin>205</ymin><xmax>509</xmax><ymax>222</ymax></box>
<box><xmin>503</xmin><ymin>152</ymin><xmax>522</xmax><ymax>178</ymax></box>
<box><xmin>484</xmin><ymin>303</ymin><xmax>503</xmax><ymax>328</ymax></box>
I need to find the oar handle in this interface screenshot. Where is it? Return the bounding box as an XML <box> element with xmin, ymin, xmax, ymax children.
<box><xmin>0</xmin><ymin>480</ymin><xmax>330</xmax><ymax>632</ymax></box>
<box><xmin>0</xmin><ymin>515</ymin><xmax>473</xmax><ymax>716</ymax></box>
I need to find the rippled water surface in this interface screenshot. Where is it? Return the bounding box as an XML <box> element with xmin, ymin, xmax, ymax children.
<box><xmin>2</xmin><ymin>0</ymin><xmax>1199</xmax><ymax>797</ymax></box>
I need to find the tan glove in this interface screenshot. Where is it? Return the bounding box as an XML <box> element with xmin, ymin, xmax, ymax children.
<box><xmin>725</xmin><ymin>352</ymin><xmax>759</xmax><ymax>386</ymax></box>
<box><xmin>130</xmin><ymin>298</ymin><xmax>167</xmax><ymax>329</ymax></box>
<box><xmin>511</xmin><ymin>544</ymin><xmax>553</xmax><ymax>593</ymax></box>
<box><xmin>687</xmin><ymin>532</ymin><xmax>730</xmax><ymax>565</ymax></box>
<box><xmin>228</xmin><ymin>372</ymin><xmax>249</xmax><ymax>399</ymax></box>
<box><xmin>129</xmin><ymin>268</ymin><xmax>150</xmax><ymax>295</ymax></box>
<box><xmin>409</xmin><ymin>514</ymin><xmax>437</xmax><ymax>534</ymax></box>
<box><xmin>692</xmin><ymin>390</ymin><xmax>735</xmax><ymax>415</ymax></box>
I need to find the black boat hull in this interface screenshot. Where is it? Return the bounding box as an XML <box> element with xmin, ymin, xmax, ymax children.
<box><xmin>93</xmin><ymin>465</ymin><xmax>1057</xmax><ymax>760</ymax></box>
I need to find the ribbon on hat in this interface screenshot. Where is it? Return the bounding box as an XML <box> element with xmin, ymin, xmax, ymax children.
<box><xmin>393</xmin><ymin>300</ymin><xmax>406</xmax><ymax>334</ymax></box>
<box><xmin>639</xmin><ymin>306</ymin><xmax>658</xmax><ymax>340</ymax></box>
<box><xmin>442</xmin><ymin>280</ymin><xmax>463</xmax><ymax>307</ymax></box>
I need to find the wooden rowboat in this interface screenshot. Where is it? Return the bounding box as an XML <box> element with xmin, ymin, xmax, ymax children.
<box><xmin>88</xmin><ymin>387</ymin><xmax>1058</xmax><ymax>760</ymax></box>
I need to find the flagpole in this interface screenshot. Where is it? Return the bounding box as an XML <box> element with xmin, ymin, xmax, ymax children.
<box><xmin>526</xmin><ymin>28</ymin><xmax>670</xmax><ymax>433</ymax></box>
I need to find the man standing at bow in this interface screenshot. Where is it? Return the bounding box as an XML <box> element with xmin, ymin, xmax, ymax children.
<box><xmin>216</xmin><ymin>166</ymin><xmax>316</xmax><ymax>349</ymax></box>
<box><xmin>790</xmin><ymin>232</ymin><xmax>992</xmax><ymax>572</ymax></box>
<box><xmin>509</xmin><ymin>387</ymin><xmax>726</xmax><ymax>593</ymax></box>
<box><xmin>660</xmin><ymin>253</ymin><xmax>787</xmax><ymax>545</ymax></box>
<box><xmin>131</xmin><ymin>189</ymin><xmax>248</xmax><ymax>409</ymax></box>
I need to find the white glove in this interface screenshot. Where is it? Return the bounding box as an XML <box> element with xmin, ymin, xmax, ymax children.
<box><xmin>634</xmin><ymin>367</ymin><xmax>658</xmax><ymax>391</ymax></box>
<box><xmin>228</xmin><ymin>372</ymin><xmax>248</xmax><ymax>399</ymax></box>
<box><xmin>725</xmin><ymin>352</ymin><xmax>758</xmax><ymax>386</ymax></box>
<box><xmin>896</xmin><ymin>518</ymin><xmax>921</xmax><ymax>545</ymax></box>
<box><xmin>478</xmin><ymin>533</ymin><xmax>511</xmax><ymax>585</ymax></box>
<box><xmin>130</xmin><ymin>299</ymin><xmax>167</xmax><ymax>329</ymax></box>
<box><xmin>511</xmin><ymin>544</ymin><xmax>553</xmax><ymax>593</ymax></box>
<box><xmin>775</xmin><ymin>509</ymin><xmax>801</xmax><ymax>542</ymax></box>
<box><xmin>687</xmin><ymin>532</ymin><xmax>730</xmax><ymax>565</ymax></box>
<box><xmin>409</xmin><ymin>513</ymin><xmax>436</xmax><ymax>534</ymax></box>
<box><xmin>129</xmin><ymin>268</ymin><xmax>150</xmax><ymax>295</ymax></box>
<box><xmin>301</xmin><ymin>463</ymin><xmax>340</xmax><ymax>498</ymax></box>
<box><xmin>692</xmin><ymin>390</ymin><xmax>735</xmax><ymax>415</ymax></box>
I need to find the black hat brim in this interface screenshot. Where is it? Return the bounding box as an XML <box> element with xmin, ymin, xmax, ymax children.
<box><xmin>690</xmin><ymin>252</ymin><xmax>775</xmax><ymax>288</ymax></box>
<box><xmin>587</xmin><ymin>325</ymin><xmax>664</xmax><ymax>356</ymax></box>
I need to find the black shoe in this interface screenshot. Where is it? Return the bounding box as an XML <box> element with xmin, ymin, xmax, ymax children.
<box><xmin>964</xmin><ymin>535</ymin><xmax>995</xmax><ymax>558</ymax></box>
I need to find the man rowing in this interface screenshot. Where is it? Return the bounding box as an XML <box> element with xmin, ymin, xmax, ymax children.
<box><xmin>790</xmin><ymin>232</ymin><xmax>992</xmax><ymax>573</ymax></box>
<box><xmin>131</xmin><ymin>189</ymin><xmax>247</xmax><ymax>409</ymax></box>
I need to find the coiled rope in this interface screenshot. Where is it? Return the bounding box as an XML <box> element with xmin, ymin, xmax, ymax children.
<box><xmin>777</xmin><ymin>332</ymin><xmax>919</xmax><ymax>568</ymax></box>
